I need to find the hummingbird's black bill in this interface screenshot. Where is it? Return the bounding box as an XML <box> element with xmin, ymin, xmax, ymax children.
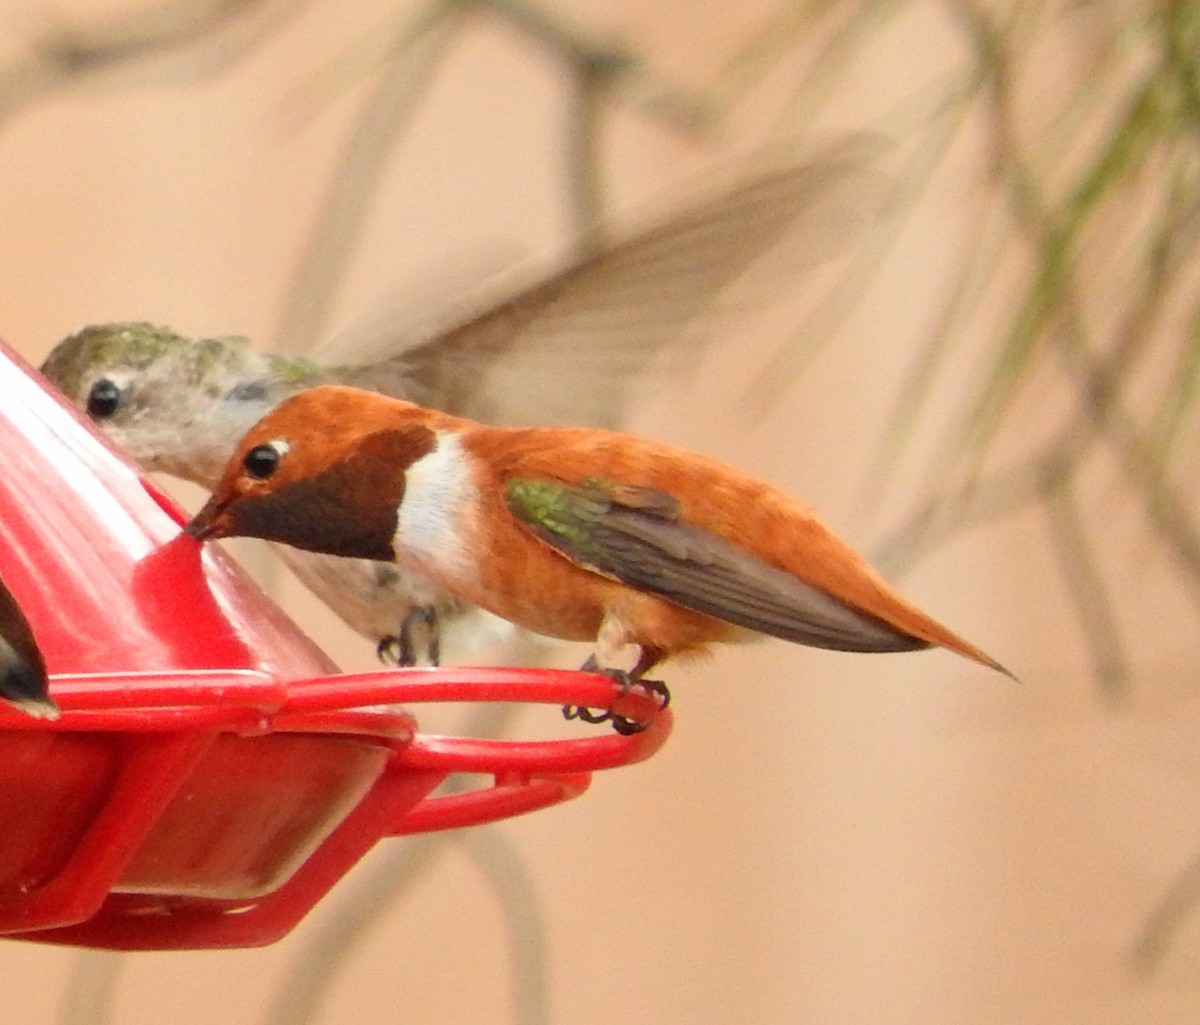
<box><xmin>184</xmin><ymin>519</ymin><xmax>214</xmax><ymax>541</ymax></box>
<box><xmin>0</xmin><ymin>574</ymin><xmax>57</xmax><ymax>720</ymax></box>
<box><xmin>184</xmin><ymin>498</ymin><xmax>225</xmax><ymax>541</ymax></box>
<box><xmin>0</xmin><ymin>655</ymin><xmax>59</xmax><ymax>720</ymax></box>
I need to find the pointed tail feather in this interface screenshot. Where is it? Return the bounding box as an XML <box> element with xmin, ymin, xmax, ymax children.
<box><xmin>845</xmin><ymin>579</ymin><xmax>1014</xmax><ymax>679</ymax></box>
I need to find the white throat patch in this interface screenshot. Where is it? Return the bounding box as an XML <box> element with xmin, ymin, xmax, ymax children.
<box><xmin>394</xmin><ymin>432</ymin><xmax>476</xmax><ymax>582</ymax></box>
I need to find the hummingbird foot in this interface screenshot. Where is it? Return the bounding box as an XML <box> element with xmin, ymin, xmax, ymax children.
<box><xmin>638</xmin><ymin>676</ymin><xmax>671</xmax><ymax>709</ymax></box>
<box><xmin>376</xmin><ymin>606</ymin><xmax>441</xmax><ymax>667</ymax></box>
<box><xmin>376</xmin><ymin>635</ymin><xmax>402</xmax><ymax>664</ymax></box>
<box><xmin>563</xmin><ymin>656</ymin><xmax>669</xmax><ymax>734</ymax></box>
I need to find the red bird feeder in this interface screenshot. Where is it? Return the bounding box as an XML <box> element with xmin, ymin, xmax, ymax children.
<box><xmin>0</xmin><ymin>338</ymin><xmax>670</xmax><ymax>950</ymax></box>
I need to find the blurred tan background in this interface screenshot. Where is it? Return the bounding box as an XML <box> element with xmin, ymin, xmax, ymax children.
<box><xmin>3</xmin><ymin>1</ymin><xmax>1200</xmax><ymax>1023</ymax></box>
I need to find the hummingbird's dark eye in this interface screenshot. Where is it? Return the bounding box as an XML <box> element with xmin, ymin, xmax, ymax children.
<box><xmin>86</xmin><ymin>379</ymin><xmax>122</xmax><ymax>419</ymax></box>
<box><xmin>243</xmin><ymin>442</ymin><xmax>286</xmax><ymax>480</ymax></box>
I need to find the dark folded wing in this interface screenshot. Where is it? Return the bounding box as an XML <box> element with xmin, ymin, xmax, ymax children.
<box><xmin>505</xmin><ymin>479</ymin><xmax>927</xmax><ymax>652</ymax></box>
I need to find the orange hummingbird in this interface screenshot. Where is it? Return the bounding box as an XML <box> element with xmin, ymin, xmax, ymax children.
<box><xmin>186</xmin><ymin>385</ymin><xmax>1009</xmax><ymax>725</ymax></box>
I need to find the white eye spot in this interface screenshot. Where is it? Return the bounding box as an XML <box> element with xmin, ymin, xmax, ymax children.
<box><xmin>243</xmin><ymin>438</ymin><xmax>290</xmax><ymax>479</ymax></box>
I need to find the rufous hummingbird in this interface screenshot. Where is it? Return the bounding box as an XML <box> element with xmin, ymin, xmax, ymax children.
<box><xmin>186</xmin><ymin>385</ymin><xmax>1010</xmax><ymax>728</ymax></box>
<box><xmin>40</xmin><ymin>135</ymin><xmax>889</xmax><ymax>667</ymax></box>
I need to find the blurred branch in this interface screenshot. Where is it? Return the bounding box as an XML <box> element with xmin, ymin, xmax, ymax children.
<box><xmin>262</xmin><ymin>703</ymin><xmax>548</xmax><ymax>1025</ymax></box>
<box><xmin>485</xmin><ymin>0</ymin><xmax>711</xmax><ymax>137</ymax></box>
<box><xmin>1044</xmin><ymin>482</ymin><xmax>1128</xmax><ymax>697</ymax></box>
<box><xmin>59</xmin><ymin>950</ymin><xmax>122</xmax><ymax>1025</ymax></box>
<box><xmin>263</xmin><ymin>835</ymin><xmax>445</xmax><ymax>1025</ymax></box>
<box><xmin>456</xmin><ymin>826</ymin><xmax>549</xmax><ymax>1025</ymax></box>
<box><xmin>275</xmin><ymin>0</ymin><xmax>717</xmax><ymax>351</ymax></box>
<box><xmin>0</xmin><ymin>0</ymin><xmax>303</xmax><ymax>125</ymax></box>
<box><xmin>748</xmin><ymin>66</ymin><xmax>981</xmax><ymax>411</ymax></box>
<box><xmin>262</xmin><ymin>829</ymin><xmax>548</xmax><ymax>1025</ymax></box>
<box><xmin>274</xmin><ymin>3</ymin><xmax>461</xmax><ymax>353</ymax></box>
<box><xmin>1134</xmin><ymin>845</ymin><xmax>1200</xmax><ymax>971</ymax></box>
<box><xmin>867</xmin><ymin>0</ymin><xmax>1200</xmax><ymax>710</ymax></box>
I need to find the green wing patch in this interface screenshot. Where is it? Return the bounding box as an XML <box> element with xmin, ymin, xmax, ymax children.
<box><xmin>503</xmin><ymin>477</ymin><xmax>678</xmax><ymax>570</ymax></box>
<box><xmin>503</xmin><ymin>476</ymin><xmax>929</xmax><ymax>653</ymax></box>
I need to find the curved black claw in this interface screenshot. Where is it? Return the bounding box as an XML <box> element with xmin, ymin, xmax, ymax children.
<box><xmin>561</xmin><ymin>702</ymin><xmax>646</xmax><ymax>734</ymax></box>
<box><xmin>563</xmin><ymin>657</ymin><xmax>666</xmax><ymax>734</ymax></box>
<box><xmin>609</xmin><ymin>714</ymin><xmax>647</xmax><ymax>736</ymax></box>
<box><xmin>562</xmin><ymin>704</ymin><xmax>615</xmax><ymax>725</ymax></box>
<box><xmin>640</xmin><ymin>678</ymin><xmax>671</xmax><ymax>709</ymax></box>
<box><xmin>377</xmin><ymin>606</ymin><xmax>441</xmax><ymax>667</ymax></box>
<box><xmin>376</xmin><ymin>634</ymin><xmax>405</xmax><ymax>666</ymax></box>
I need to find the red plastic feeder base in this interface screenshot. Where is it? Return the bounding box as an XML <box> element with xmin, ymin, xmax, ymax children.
<box><xmin>0</xmin><ymin>667</ymin><xmax>669</xmax><ymax>950</ymax></box>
